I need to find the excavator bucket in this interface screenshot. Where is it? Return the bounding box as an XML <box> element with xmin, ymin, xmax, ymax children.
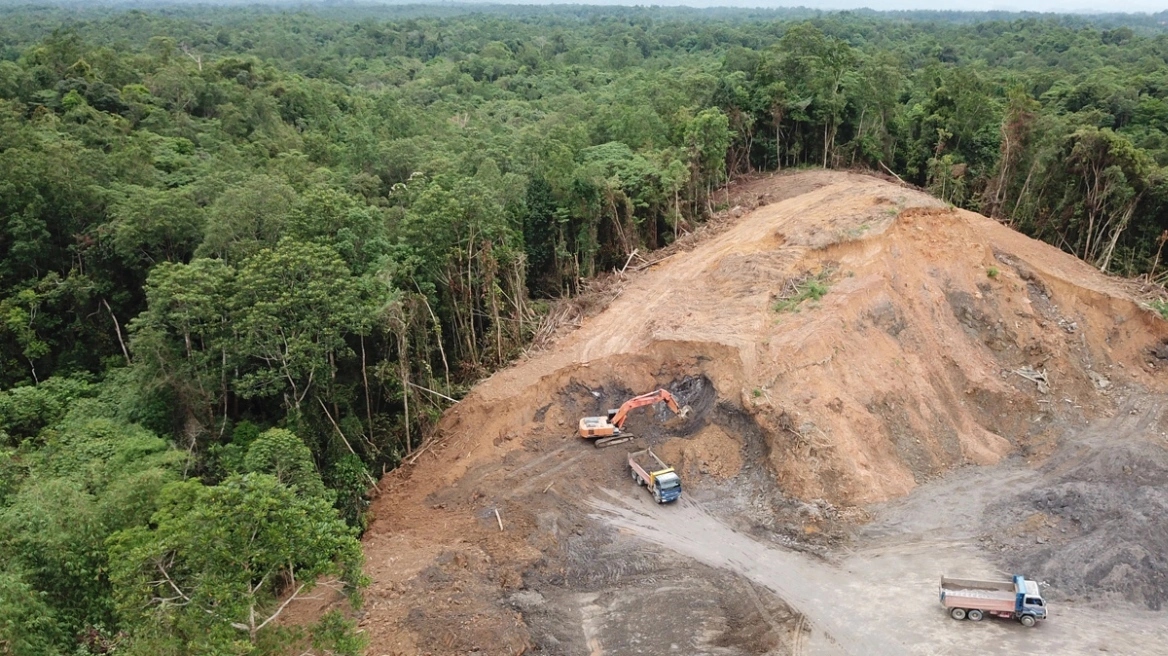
<box><xmin>664</xmin><ymin>405</ymin><xmax>692</xmax><ymax>429</ymax></box>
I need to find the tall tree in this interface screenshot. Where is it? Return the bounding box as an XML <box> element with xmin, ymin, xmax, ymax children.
<box><xmin>231</xmin><ymin>239</ymin><xmax>367</xmax><ymax>413</ymax></box>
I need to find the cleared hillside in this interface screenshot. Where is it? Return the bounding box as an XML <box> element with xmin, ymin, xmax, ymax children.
<box><xmin>345</xmin><ymin>170</ymin><xmax>1168</xmax><ymax>655</ymax></box>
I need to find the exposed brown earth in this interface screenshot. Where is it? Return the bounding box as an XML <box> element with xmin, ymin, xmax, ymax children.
<box><xmin>320</xmin><ymin>170</ymin><xmax>1168</xmax><ymax>655</ymax></box>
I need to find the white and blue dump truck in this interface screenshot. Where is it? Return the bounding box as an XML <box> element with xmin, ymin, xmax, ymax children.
<box><xmin>940</xmin><ymin>575</ymin><xmax>1048</xmax><ymax>627</ymax></box>
<box><xmin>628</xmin><ymin>448</ymin><xmax>682</xmax><ymax>504</ymax></box>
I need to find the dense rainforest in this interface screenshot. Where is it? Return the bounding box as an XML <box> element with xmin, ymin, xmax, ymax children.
<box><xmin>2</xmin><ymin>2</ymin><xmax>1168</xmax><ymax>653</ymax></box>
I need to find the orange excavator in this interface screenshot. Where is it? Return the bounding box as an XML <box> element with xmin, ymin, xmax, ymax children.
<box><xmin>578</xmin><ymin>389</ymin><xmax>688</xmax><ymax>448</ymax></box>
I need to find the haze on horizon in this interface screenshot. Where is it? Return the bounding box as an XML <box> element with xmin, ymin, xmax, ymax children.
<box><xmin>28</xmin><ymin>0</ymin><xmax>1168</xmax><ymax>15</ymax></box>
<box><xmin>480</xmin><ymin>0</ymin><xmax>1167</xmax><ymax>11</ymax></box>
<box><xmin>640</xmin><ymin>0</ymin><xmax>1164</xmax><ymax>12</ymax></box>
<box><xmin>520</xmin><ymin>0</ymin><xmax>1164</xmax><ymax>14</ymax></box>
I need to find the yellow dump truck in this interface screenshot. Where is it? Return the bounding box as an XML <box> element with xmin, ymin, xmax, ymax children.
<box><xmin>627</xmin><ymin>448</ymin><xmax>681</xmax><ymax>503</ymax></box>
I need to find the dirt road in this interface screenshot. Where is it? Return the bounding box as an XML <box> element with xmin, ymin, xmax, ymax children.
<box><xmin>590</xmin><ymin>490</ymin><xmax>1167</xmax><ymax>655</ymax></box>
<box><xmin>589</xmin><ymin>400</ymin><xmax>1168</xmax><ymax>656</ymax></box>
<box><xmin>590</xmin><ymin>492</ymin><xmax>904</xmax><ymax>656</ymax></box>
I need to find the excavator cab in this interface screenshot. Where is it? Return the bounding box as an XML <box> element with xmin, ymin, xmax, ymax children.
<box><xmin>578</xmin><ymin>414</ymin><xmax>620</xmax><ymax>438</ymax></box>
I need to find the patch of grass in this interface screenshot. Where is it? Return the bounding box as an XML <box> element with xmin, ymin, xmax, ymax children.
<box><xmin>773</xmin><ymin>270</ymin><xmax>833</xmax><ymax>314</ymax></box>
<box><xmin>752</xmin><ymin>388</ymin><xmax>763</xmax><ymax>398</ymax></box>
<box><xmin>986</xmin><ymin>266</ymin><xmax>1000</xmax><ymax>279</ymax></box>
<box><xmin>1150</xmin><ymin>299</ymin><xmax>1168</xmax><ymax>320</ymax></box>
<box><xmin>838</xmin><ymin>222</ymin><xmax>872</xmax><ymax>241</ymax></box>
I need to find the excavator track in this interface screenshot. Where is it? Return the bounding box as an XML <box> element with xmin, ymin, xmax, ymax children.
<box><xmin>594</xmin><ymin>434</ymin><xmax>637</xmax><ymax>448</ymax></box>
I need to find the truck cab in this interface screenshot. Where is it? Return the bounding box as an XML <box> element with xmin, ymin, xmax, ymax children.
<box><xmin>650</xmin><ymin>469</ymin><xmax>682</xmax><ymax>503</ymax></box>
<box><xmin>1017</xmin><ymin>576</ymin><xmax>1048</xmax><ymax>622</ymax></box>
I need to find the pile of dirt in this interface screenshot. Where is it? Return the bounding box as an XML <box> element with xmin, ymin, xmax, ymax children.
<box><xmin>984</xmin><ymin>403</ymin><xmax>1168</xmax><ymax>610</ymax></box>
<box><xmin>658</xmin><ymin>424</ymin><xmax>744</xmax><ymax>480</ymax></box>
<box><xmin>348</xmin><ymin>170</ymin><xmax>1168</xmax><ymax>653</ymax></box>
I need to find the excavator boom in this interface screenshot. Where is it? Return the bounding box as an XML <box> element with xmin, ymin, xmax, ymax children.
<box><xmin>610</xmin><ymin>389</ymin><xmax>680</xmax><ymax>429</ymax></box>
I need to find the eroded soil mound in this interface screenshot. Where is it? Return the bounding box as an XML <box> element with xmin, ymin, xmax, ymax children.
<box><xmin>430</xmin><ymin>170</ymin><xmax>1166</xmax><ymax>506</ymax></box>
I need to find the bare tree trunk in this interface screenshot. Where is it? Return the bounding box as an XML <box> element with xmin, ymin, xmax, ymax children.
<box><xmin>102</xmin><ymin>298</ymin><xmax>132</xmax><ymax>365</ymax></box>
<box><xmin>460</xmin><ymin>228</ymin><xmax>480</xmax><ymax>366</ymax></box>
<box><xmin>606</xmin><ymin>191</ymin><xmax>631</xmax><ymax>258</ymax></box>
<box><xmin>745</xmin><ymin>130</ymin><xmax>754</xmax><ymax>174</ymax></box>
<box><xmin>852</xmin><ymin>108</ymin><xmax>866</xmax><ymax>168</ymax></box>
<box><xmin>823</xmin><ymin>121</ymin><xmax>830</xmax><ymax>168</ymax></box>
<box><xmin>674</xmin><ymin>188</ymin><xmax>681</xmax><ymax>239</ymax></box>
<box><xmin>772</xmin><ymin>109</ymin><xmax>783</xmax><ymax>172</ymax></box>
<box><xmin>1150</xmin><ymin>232</ymin><xmax>1168</xmax><ymax>282</ymax></box>
<box><xmin>414</xmin><ymin>282</ymin><xmax>451</xmax><ymax>389</ymax></box>
<box><xmin>1010</xmin><ymin>157</ymin><xmax>1039</xmax><ymax>224</ymax></box>
<box><xmin>361</xmin><ymin>334</ymin><xmax>374</xmax><ymax>443</ymax></box>
<box><xmin>484</xmin><ymin>242</ymin><xmax>503</xmax><ymax>366</ymax></box>
<box><xmin>990</xmin><ymin>129</ymin><xmax>1012</xmax><ymax>217</ymax></box>
<box><xmin>1098</xmin><ymin>196</ymin><xmax>1142</xmax><ymax>273</ymax></box>
<box><xmin>1082</xmin><ymin>169</ymin><xmax>1101</xmax><ymax>262</ymax></box>
<box><xmin>504</xmin><ymin>256</ymin><xmax>527</xmax><ymax>348</ymax></box>
<box><xmin>397</xmin><ymin>321</ymin><xmax>411</xmax><ymax>454</ymax></box>
<box><xmin>220</xmin><ymin>345</ymin><xmax>228</xmax><ymax>438</ymax></box>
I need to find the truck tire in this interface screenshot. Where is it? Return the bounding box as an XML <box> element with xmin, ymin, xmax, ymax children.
<box><xmin>950</xmin><ymin>608</ymin><xmax>966</xmax><ymax>620</ymax></box>
<box><xmin>1020</xmin><ymin>615</ymin><xmax>1036</xmax><ymax>628</ymax></box>
<box><xmin>967</xmin><ymin>609</ymin><xmax>983</xmax><ymax>622</ymax></box>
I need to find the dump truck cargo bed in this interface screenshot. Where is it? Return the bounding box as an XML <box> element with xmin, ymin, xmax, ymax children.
<box><xmin>940</xmin><ymin>583</ymin><xmax>1017</xmax><ymax>613</ymax></box>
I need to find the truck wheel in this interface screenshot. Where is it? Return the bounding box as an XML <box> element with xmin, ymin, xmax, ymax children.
<box><xmin>1020</xmin><ymin>615</ymin><xmax>1036</xmax><ymax>628</ymax></box>
<box><xmin>950</xmin><ymin>608</ymin><xmax>966</xmax><ymax>620</ymax></box>
<box><xmin>967</xmin><ymin>609</ymin><xmax>983</xmax><ymax>622</ymax></box>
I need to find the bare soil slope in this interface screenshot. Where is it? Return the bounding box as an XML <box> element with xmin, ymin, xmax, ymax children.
<box><xmin>353</xmin><ymin>170</ymin><xmax>1168</xmax><ymax>654</ymax></box>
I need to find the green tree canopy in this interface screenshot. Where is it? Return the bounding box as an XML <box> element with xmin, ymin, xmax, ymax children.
<box><xmin>107</xmin><ymin>473</ymin><xmax>363</xmax><ymax>652</ymax></box>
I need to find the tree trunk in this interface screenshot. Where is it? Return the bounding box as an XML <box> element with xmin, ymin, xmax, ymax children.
<box><xmin>823</xmin><ymin>121</ymin><xmax>830</xmax><ymax>168</ymax></box>
<box><xmin>397</xmin><ymin>321</ymin><xmax>411</xmax><ymax>454</ymax></box>
<box><xmin>361</xmin><ymin>334</ymin><xmax>374</xmax><ymax>444</ymax></box>
<box><xmin>414</xmin><ymin>284</ymin><xmax>451</xmax><ymax>390</ymax></box>
<box><xmin>1098</xmin><ymin>195</ymin><xmax>1142</xmax><ymax>273</ymax></box>
<box><xmin>102</xmin><ymin>298</ymin><xmax>132</xmax><ymax>366</ymax></box>
<box><xmin>772</xmin><ymin>107</ymin><xmax>784</xmax><ymax>172</ymax></box>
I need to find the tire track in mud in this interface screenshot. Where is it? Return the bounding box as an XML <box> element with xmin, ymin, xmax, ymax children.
<box><xmin>502</xmin><ymin>442</ymin><xmax>575</xmax><ymax>480</ymax></box>
<box><xmin>586</xmin><ymin>490</ymin><xmax>909</xmax><ymax>656</ymax></box>
<box><xmin>506</xmin><ymin>450</ymin><xmax>589</xmax><ymax>498</ymax></box>
<box><xmin>788</xmin><ymin>615</ymin><xmax>807</xmax><ymax>655</ymax></box>
<box><xmin>742</xmin><ymin>579</ymin><xmax>796</xmax><ymax>656</ymax></box>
